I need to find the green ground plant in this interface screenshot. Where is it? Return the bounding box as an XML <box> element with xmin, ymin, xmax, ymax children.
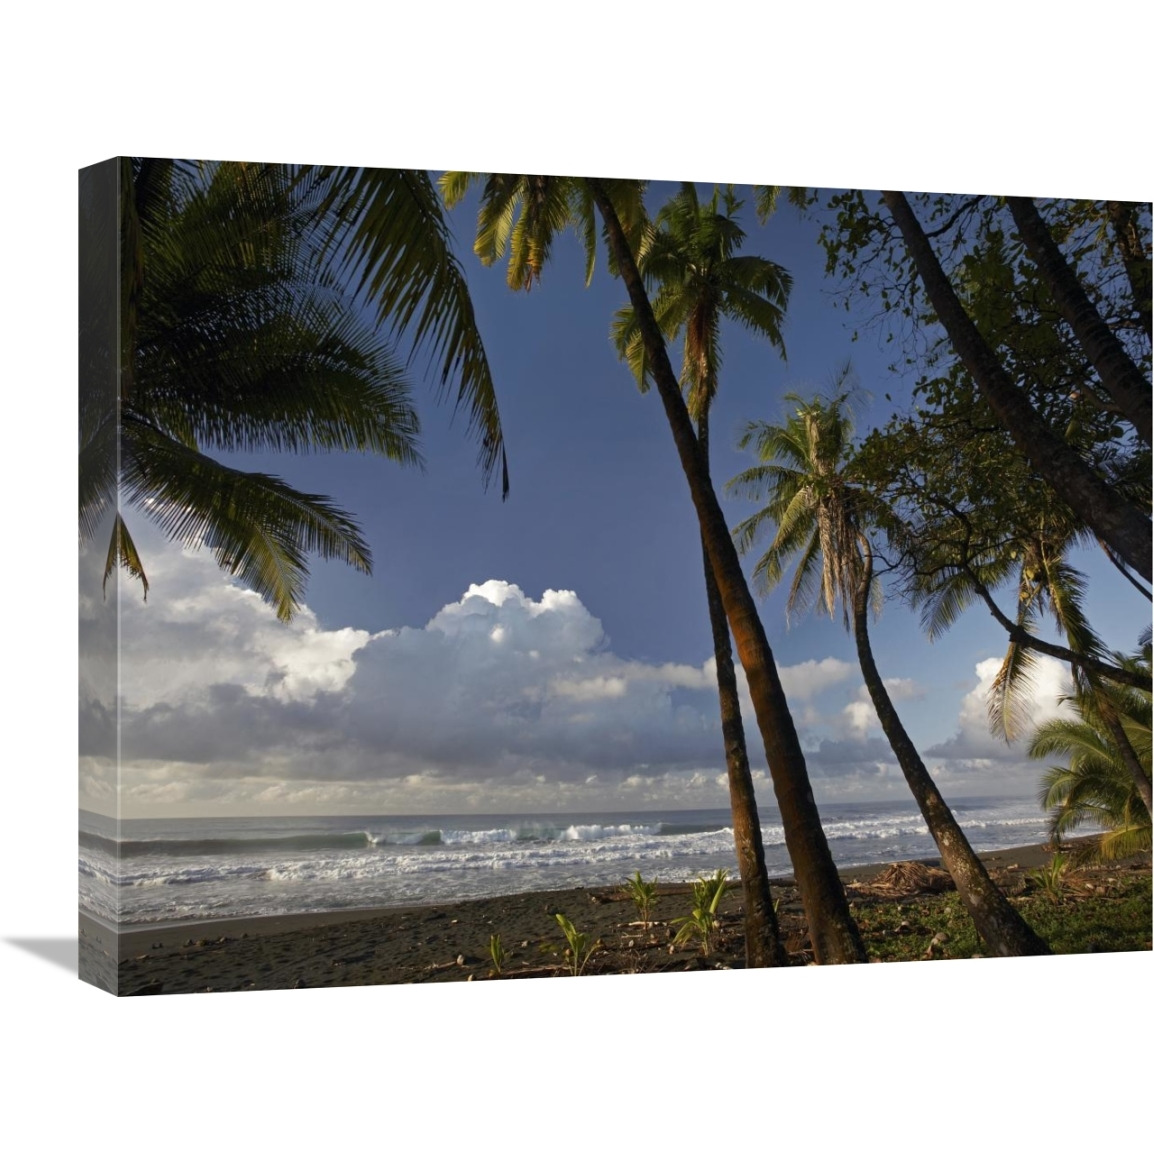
<box><xmin>622</xmin><ymin>871</ymin><xmax>660</xmax><ymax>930</ymax></box>
<box><xmin>488</xmin><ymin>933</ymin><xmax>506</xmax><ymax>975</ymax></box>
<box><xmin>554</xmin><ymin>913</ymin><xmax>600</xmax><ymax>977</ymax></box>
<box><xmin>849</xmin><ymin>872</ymin><xmax>1149</xmax><ymax>962</ymax></box>
<box><xmin>1030</xmin><ymin>853</ymin><xmax>1069</xmax><ymax>901</ymax></box>
<box><xmin>672</xmin><ymin>869</ymin><xmax>730</xmax><ymax>956</ymax></box>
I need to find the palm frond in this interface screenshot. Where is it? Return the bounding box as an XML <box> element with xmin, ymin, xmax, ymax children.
<box><xmin>304</xmin><ymin>166</ymin><xmax>507</xmax><ymax>494</ymax></box>
<box><xmin>122</xmin><ymin>418</ymin><xmax>371</xmax><ymax>622</ymax></box>
<box><xmin>987</xmin><ymin>641</ymin><xmax>1039</xmax><ymax>742</ymax></box>
<box><xmin>753</xmin><ymin>185</ymin><xmax>783</xmax><ymax>224</ymax></box>
<box><xmin>103</xmin><ymin>513</ymin><xmax>149</xmax><ymax>600</ymax></box>
<box><xmin>918</xmin><ymin>571</ymin><xmax>978</xmax><ymax>640</ymax></box>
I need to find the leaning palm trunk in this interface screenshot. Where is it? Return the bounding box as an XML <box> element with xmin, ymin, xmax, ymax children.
<box><xmin>853</xmin><ymin>541</ymin><xmax>1050</xmax><ymax>956</ymax></box>
<box><xmin>1098</xmin><ymin>704</ymin><xmax>1153</xmax><ymax>818</ymax></box>
<box><xmin>881</xmin><ymin>190</ymin><xmax>1152</xmax><ymax>582</ymax></box>
<box><xmin>1005</xmin><ymin>196</ymin><xmax>1151</xmax><ymax>444</ymax></box>
<box><xmin>698</xmin><ymin>414</ymin><xmax>785</xmax><ymax>967</ymax></box>
<box><xmin>587</xmin><ymin>178</ymin><xmax>867</xmax><ymax>964</ymax></box>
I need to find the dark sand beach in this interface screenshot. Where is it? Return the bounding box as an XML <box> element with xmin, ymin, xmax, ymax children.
<box><xmin>83</xmin><ymin>841</ymin><xmax>1151</xmax><ymax>996</ymax></box>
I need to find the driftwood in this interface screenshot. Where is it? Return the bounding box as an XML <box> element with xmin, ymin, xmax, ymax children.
<box><xmin>851</xmin><ymin>860</ymin><xmax>955</xmax><ymax>897</ymax></box>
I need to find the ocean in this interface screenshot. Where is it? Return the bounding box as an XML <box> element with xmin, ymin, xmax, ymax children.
<box><xmin>79</xmin><ymin>796</ymin><xmax>1054</xmax><ymax>928</ymax></box>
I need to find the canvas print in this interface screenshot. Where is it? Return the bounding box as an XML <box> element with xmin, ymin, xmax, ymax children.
<box><xmin>78</xmin><ymin>160</ymin><xmax>1151</xmax><ymax>996</ymax></box>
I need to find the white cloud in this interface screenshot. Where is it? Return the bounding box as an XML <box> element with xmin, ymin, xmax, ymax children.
<box><xmin>840</xmin><ymin>678</ymin><xmax>925</xmax><ymax>737</ymax></box>
<box><xmin>928</xmin><ymin>655</ymin><xmax>1075</xmax><ymax>762</ymax></box>
<box><xmin>97</xmin><ymin>533</ymin><xmax>1070</xmax><ymax>815</ymax></box>
<box><xmin>779</xmin><ymin>657</ymin><xmax>856</xmax><ymax>700</ymax></box>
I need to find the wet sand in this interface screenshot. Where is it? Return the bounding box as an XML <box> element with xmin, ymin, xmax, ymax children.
<box><xmin>83</xmin><ymin>840</ymin><xmax>1125</xmax><ymax>995</ymax></box>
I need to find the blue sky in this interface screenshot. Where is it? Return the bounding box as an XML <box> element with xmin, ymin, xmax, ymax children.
<box><xmin>82</xmin><ymin>180</ymin><xmax>1150</xmax><ymax>818</ymax></box>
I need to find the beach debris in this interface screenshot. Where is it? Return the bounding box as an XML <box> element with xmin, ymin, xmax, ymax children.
<box><xmin>924</xmin><ymin>931</ymin><xmax>950</xmax><ymax>958</ymax></box>
<box><xmin>853</xmin><ymin>861</ymin><xmax>954</xmax><ymax>897</ymax></box>
<box><xmin>455</xmin><ymin>954</ymin><xmax>465</xmax><ymax>966</ymax></box>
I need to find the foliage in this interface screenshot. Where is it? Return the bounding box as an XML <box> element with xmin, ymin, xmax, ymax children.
<box><xmin>1029</xmin><ymin>853</ymin><xmax>1069</xmax><ymax>901</ymax></box>
<box><xmin>728</xmin><ymin>378</ymin><xmax>881</xmax><ymax>625</ymax></box>
<box><xmin>850</xmin><ymin>874</ymin><xmax>1150</xmax><ymax>961</ymax></box>
<box><xmin>83</xmin><ymin>159</ymin><xmax>510</xmax><ymax>622</ymax></box>
<box><xmin>84</xmin><ymin>159</ymin><xmax>423</xmax><ymax>622</ymax></box>
<box><xmin>488</xmin><ymin>933</ymin><xmax>506</xmax><ymax>976</ymax></box>
<box><xmin>622</xmin><ymin>871</ymin><xmax>660</xmax><ymax>931</ymax></box>
<box><xmin>553</xmin><ymin>913</ymin><xmax>600</xmax><ymax>977</ymax></box>
<box><xmin>809</xmin><ymin>189</ymin><xmax>1151</xmax><ymax>586</ymax></box>
<box><xmin>1030</xmin><ymin>641</ymin><xmax>1152</xmax><ymax>861</ymax></box>
<box><xmin>610</xmin><ymin>182</ymin><xmax>790</xmax><ymax>424</ymax></box>
<box><xmin>851</xmin><ymin>382</ymin><xmax>1149</xmax><ymax>736</ymax></box>
<box><xmin>299</xmin><ymin>165</ymin><xmax>509</xmax><ymax>494</ymax></box>
<box><xmin>672</xmin><ymin>869</ymin><xmax>730</xmax><ymax>955</ymax></box>
<box><xmin>439</xmin><ymin>172</ymin><xmax>648</xmax><ymax>291</ymax></box>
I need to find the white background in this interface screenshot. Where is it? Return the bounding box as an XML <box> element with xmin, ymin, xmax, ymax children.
<box><xmin>1</xmin><ymin>4</ymin><xmax>1149</xmax><ymax>1150</ymax></box>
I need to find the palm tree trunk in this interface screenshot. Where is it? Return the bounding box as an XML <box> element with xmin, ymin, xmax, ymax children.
<box><xmin>853</xmin><ymin>541</ymin><xmax>1051</xmax><ymax>956</ymax></box>
<box><xmin>1098</xmin><ymin>703</ymin><xmax>1153</xmax><ymax>818</ymax></box>
<box><xmin>587</xmin><ymin>178</ymin><xmax>867</xmax><ymax>964</ymax></box>
<box><xmin>881</xmin><ymin>190</ymin><xmax>1152</xmax><ymax>583</ymax></box>
<box><xmin>1005</xmin><ymin>197</ymin><xmax>1151</xmax><ymax>444</ymax></box>
<box><xmin>697</xmin><ymin>413</ymin><xmax>786</xmax><ymax>967</ymax></box>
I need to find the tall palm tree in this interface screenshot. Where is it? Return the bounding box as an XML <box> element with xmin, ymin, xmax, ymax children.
<box><xmin>1031</xmin><ymin>639</ymin><xmax>1152</xmax><ymax>860</ymax></box>
<box><xmin>730</xmin><ymin>385</ymin><xmax>1051</xmax><ymax>956</ymax></box>
<box><xmin>612</xmin><ymin>183</ymin><xmax>791</xmax><ymax>967</ymax></box>
<box><xmin>443</xmin><ymin>173</ymin><xmax>867</xmax><ymax>963</ymax></box>
<box><xmin>82</xmin><ymin>159</ymin><xmax>509</xmax><ymax>622</ymax></box>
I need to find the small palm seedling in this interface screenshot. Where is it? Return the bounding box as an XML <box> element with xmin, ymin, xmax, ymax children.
<box><xmin>623</xmin><ymin>871</ymin><xmax>660</xmax><ymax>930</ymax></box>
<box><xmin>554</xmin><ymin>913</ymin><xmax>600</xmax><ymax>977</ymax></box>
<box><xmin>672</xmin><ymin>868</ymin><xmax>729</xmax><ymax>956</ymax></box>
<box><xmin>488</xmin><ymin>933</ymin><xmax>506</xmax><ymax>976</ymax></box>
<box><xmin>1030</xmin><ymin>852</ymin><xmax>1069</xmax><ymax>902</ymax></box>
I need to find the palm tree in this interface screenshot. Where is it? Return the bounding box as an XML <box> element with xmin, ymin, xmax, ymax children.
<box><xmin>730</xmin><ymin>384</ymin><xmax>1051</xmax><ymax>956</ymax></box>
<box><xmin>612</xmin><ymin>183</ymin><xmax>791</xmax><ymax>967</ymax></box>
<box><xmin>82</xmin><ymin>159</ymin><xmax>508</xmax><ymax>622</ymax></box>
<box><xmin>1031</xmin><ymin>639</ymin><xmax>1152</xmax><ymax>860</ymax></box>
<box><xmin>443</xmin><ymin>173</ymin><xmax>867</xmax><ymax>963</ymax></box>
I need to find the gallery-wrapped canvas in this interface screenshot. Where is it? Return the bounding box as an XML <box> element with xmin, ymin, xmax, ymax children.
<box><xmin>79</xmin><ymin>159</ymin><xmax>1151</xmax><ymax>996</ymax></box>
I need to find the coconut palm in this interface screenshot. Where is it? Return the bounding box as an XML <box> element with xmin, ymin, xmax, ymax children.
<box><xmin>611</xmin><ymin>182</ymin><xmax>791</xmax><ymax>967</ymax></box>
<box><xmin>730</xmin><ymin>384</ymin><xmax>1051</xmax><ymax>956</ymax></box>
<box><xmin>83</xmin><ymin>159</ymin><xmax>508</xmax><ymax>622</ymax></box>
<box><xmin>442</xmin><ymin>173</ymin><xmax>867</xmax><ymax>963</ymax></box>
<box><xmin>1031</xmin><ymin>639</ymin><xmax>1152</xmax><ymax>859</ymax></box>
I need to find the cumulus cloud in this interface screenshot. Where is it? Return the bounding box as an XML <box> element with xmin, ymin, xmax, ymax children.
<box><xmin>926</xmin><ymin>655</ymin><xmax>1075</xmax><ymax>762</ymax></box>
<box><xmin>104</xmin><ymin>554</ymin><xmax>777</xmax><ymax>812</ymax></box>
<box><xmin>93</xmin><ymin>533</ymin><xmax>1071</xmax><ymax>815</ymax></box>
<box><xmin>841</xmin><ymin>678</ymin><xmax>924</xmax><ymax>737</ymax></box>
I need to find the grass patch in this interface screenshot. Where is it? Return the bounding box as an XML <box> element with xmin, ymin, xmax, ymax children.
<box><xmin>851</xmin><ymin>872</ymin><xmax>1151</xmax><ymax>962</ymax></box>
